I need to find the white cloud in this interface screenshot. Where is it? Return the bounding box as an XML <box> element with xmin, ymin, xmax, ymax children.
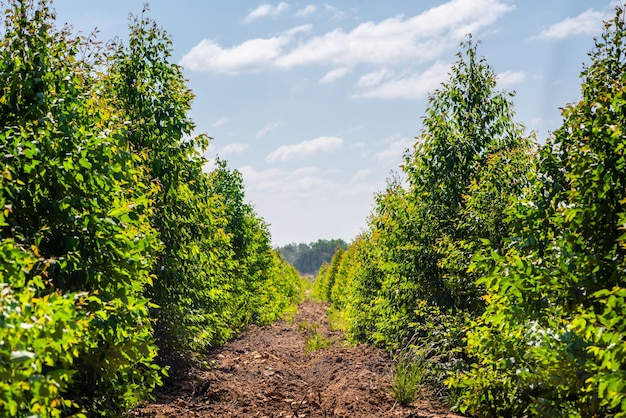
<box><xmin>530</xmin><ymin>8</ymin><xmax>609</xmax><ymax>40</ymax></box>
<box><xmin>215</xmin><ymin>142</ymin><xmax>249</xmax><ymax>156</ymax></box>
<box><xmin>239</xmin><ymin>165</ymin><xmax>329</xmax><ymax>193</ymax></box>
<box><xmin>294</xmin><ymin>5</ymin><xmax>316</xmax><ymax>18</ymax></box>
<box><xmin>319</xmin><ymin>66</ymin><xmax>352</xmax><ymax>84</ymax></box>
<box><xmin>180</xmin><ymin>37</ymin><xmax>288</xmax><ymax>74</ymax></box>
<box><xmin>373</xmin><ymin>136</ymin><xmax>413</xmax><ymax>164</ymax></box>
<box><xmin>266</xmin><ymin>136</ymin><xmax>344</xmax><ymax>162</ymax></box>
<box><xmin>256</xmin><ymin>120</ymin><xmax>282</xmax><ymax>138</ymax></box>
<box><xmin>497</xmin><ymin>70</ymin><xmax>526</xmax><ymax>87</ymax></box>
<box><xmin>239</xmin><ymin>165</ymin><xmax>285</xmax><ymax>191</ymax></box>
<box><xmin>211</xmin><ymin>117</ymin><xmax>231</xmax><ymax>128</ymax></box>
<box><xmin>276</xmin><ymin>0</ymin><xmax>513</xmax><ymax>69</ymax></box>
<box><xmin>244</xmin><ymin>2</ymin><xmax>291</xmax><ymax>23</ymax></box>
<box><xmin>350</xmin><ymin>169</ymin><xmax>372</xmax><ymax>183</ymax></box>
<box><xmin>354</xmin><ymin>61</ymin><xmax>450</xmax><ymax>100</ymax></box>
<box><xmin>324</xmin><ymin>4</ymin><xmax>346</xmax><ymax>21</ymax></box>
<box><xmin>357</xmin><ymin>68</ymin><xmax>391</xmax><ymax>88</ymax></box>
<box><xmin>238</xmin><ymin>163</ymin><xmax>383</xmax><ymax>246</ymax></box>
<box><xmin>180</xmin><ymin>25</ymin><xmax>312</xmax><ymax>74</ymax></box>
<box><xmin>182</xmin><ymin>0</ymin><xmax>513</xmax><ymax>74</ymax></box>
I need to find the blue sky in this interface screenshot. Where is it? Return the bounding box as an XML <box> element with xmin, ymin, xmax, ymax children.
<box><xmin>53</xmin><ymin>0</ymin><xmax>619</xmax><ymax>246</ymax></box>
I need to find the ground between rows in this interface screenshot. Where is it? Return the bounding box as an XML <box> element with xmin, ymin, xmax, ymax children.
<box><xmin>131</xmin><ymin>301</ymin><xmax>464</xmax><ymax>418</ymax></box>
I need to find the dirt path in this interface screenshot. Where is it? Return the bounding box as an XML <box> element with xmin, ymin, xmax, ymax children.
<box><xmin>131</xmin><ymin>301</ymin><xmax>463</xmax><ymax>417</ymax></box>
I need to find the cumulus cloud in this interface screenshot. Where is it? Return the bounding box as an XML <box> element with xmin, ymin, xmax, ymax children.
<box><xmin>350</xmin><ymin>169</ymin><xmax>372</xmax><ymax>183</ymax></box>
<box><xmin>211</xmin><ymin>117</ymin><xmax>231</xmax><ymax>128</ymax></box>
<box><xmin>180</xmin><ymin>37</ymin><xmax>287</xmax><ymax>73</ymax></box>
<box><xmin>373</xmin><ymin>136</ymin><xmax>413</xmax><ymax>164</ymax></box>
<box><xmin>180</xmin><ymin>25</ymin><xmax>312</xmax><ymax>74</ymax></box>
<box><xmin>238</xmin><ymin>163</ymin><xmax>385</xmax><ymax>245</ymax></box>
<box><xmin>357</xmin><ymin>68</ymin><xmax>391</xmax><ymax>88</ymax></box>
<box><xmin>244</xmin><ymin>2</ymin><xmax>291</xmax><ymax>23</ymax></box>
<box><xmin>324</xmin><ymin>4</ymin><xmax>346</xmax><ymax>21</ymax></box>
<box><xmin>239</xmin><ymin>165</ymin><xmax>285</xmax><ymax>191</ymax></box>
<box><xmin>294</xmin><ymin>4</ymin><xmax>316</xmax><ymax>18</ymax></box>
<box><xmin>497</xmin><ymin>70</ymin><xmax>526</xmax><ymax>87</ymax></box>
<box><xmin>354</xmin><ymin>61</ymin><xmax>450</xmax><ymax>100</ymax></box>
<box><xmin>239</xmin><ymin>165</ymin><xmax>329</xmax><ymax>193</ymax></box>
<box><xmin>266</xmin><ymin>136</ymin><xmax>344</xmax><ymax>162</ymax></box>
<box><xmin>181</xmin><ymin>0</ymin><xmax>514</xmax><ymax>74</ymax></box>
<box><xmin>529</xmin><ymin>8</ymin><xmax>609</xmax><ymax>40</ymax></box>
<box><xmin>215</xmin><ymin>142</ymin><xmax>249</xmax><ymax>156</ymax></box>
<box><xmin>256</xmin><ymin>120</ymin><xmax>282</xmax><ymax>138</ymax></box>
<box><xmin>319</xmin><ymin>66</ymin><xmax>352</xmax><ymax>84</ymax></box>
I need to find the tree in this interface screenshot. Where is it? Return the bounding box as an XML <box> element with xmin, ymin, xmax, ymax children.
<box><xmin>0</xmin><ymin>1</ymin><xmax>161</xmax><ymax>414</ymax></box>
<box><xmin>456</xmin><ymin>7</ymin><xmax>626</xmax><ymax>416</ymax></box>
<box><xmin>279</xmin><ymin>239</ymin><xmax>347</xmax><ymax>276</ymax></box>
<box><xmin>106</xmin><ymin>8</ymin><xmax>235</xmax><ymax>351</ymax></box>
<box><xmin>347</xmin><ymin>38</ymin><xmax>534</xmax><ymax>349</ymax></box>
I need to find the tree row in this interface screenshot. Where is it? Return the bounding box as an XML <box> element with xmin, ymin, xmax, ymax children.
<box><xmin>0</xmin><ymin>1</ymin><xmax>306</xmax><ymax>416</ymax></box>
<box><xmin>315</xmin><ymin>8</ymin><xmax>626</xmax><ymax>417</ymax></box>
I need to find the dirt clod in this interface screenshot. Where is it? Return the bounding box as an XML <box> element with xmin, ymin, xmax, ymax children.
<box><xmin>130</xmin><ymin>301</ymin><xmax>464</xmax><ymax>417</ymax></box>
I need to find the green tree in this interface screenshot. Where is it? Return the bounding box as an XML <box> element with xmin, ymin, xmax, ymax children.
<box><xmin>346</xmin><ymin>39</ymin><xmax>534</xmax><ymax>349</ymax></box>
<box><xmin>107</xmin><ymin>8</ymin><xmax>235</xmax><ymax>351</ymax></box>
<box><xmin>324</xmin><ymin>40</ymin><xmax>535</xmax><ymax>405</ymax></box>
<box><xmin>455</xmin><ymin>7</ymin><xmax>626</xmax><ymax>416</ymax></box>
<box><xmin>313</xmin><ymin>245</ymin><xmax>344</xmax><ymax>302</ymax></box>
<box><xmin>400</xmin><ymin>37</ymin><xmax>534</xmax><ymax>313</ymax></box>
<box><xmin>0</xmin><ymin>0</ymin><xmax>161</xmax><ymax>415</ymax></box>
<box><xmin>279</xmin><ymin>239</ymin><xmax>347</xmax><ymax>276</ymax></box>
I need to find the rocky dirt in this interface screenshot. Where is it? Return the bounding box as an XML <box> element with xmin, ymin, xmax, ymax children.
<box><xmin>130</xmin><ymin>301</ymin><xmax>464</xmax><ymax>418</ymax></box>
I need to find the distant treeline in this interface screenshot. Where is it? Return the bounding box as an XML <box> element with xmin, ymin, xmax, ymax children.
<box><xmin>279</xmin><ymin>239</ymin><xmax>347</xmax><ymax>276</ymax></box>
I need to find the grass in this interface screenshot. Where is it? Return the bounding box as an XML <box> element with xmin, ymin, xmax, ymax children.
<box><xmin>326</xmin><ymin>307</ymin><xmax>349</xmax><ymax>332</ymax></box>
<box><xmin>304</xmin><ymin>331</ymin><xmax>332</xmax><ymax>352</ymax></box>
<box><xmin>390</xmin><ymin>338</ymin><xmax>446</xmax><ymax>405</ymax></box>
<box><xmin>390</xmin><ymin>347</ymin><xmax>423</xmax><ymax>405</ymax></box>
<box><xmin>297</xmin><ymin>321</ymin><xmax>332</xmax><ymax>352</ymax></box>
<box><xmin>280</xmin><ymin>304</ymin><xmax>298</xmax><ymax>324</ymax></box>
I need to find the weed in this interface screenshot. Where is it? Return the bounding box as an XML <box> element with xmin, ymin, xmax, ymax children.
<box><xmin>390</xmin><ymin>338</ymin><xmax>446</xmax><ymax>405</ymax></box>
<box><xmin>390</xmin><ymin>347</ymin><xmax>423</xmax><ymax>405</ymax></box>
<box><xmin>297</xmin><ymin>321</ymin><xmax>332</xmax><ymax>352</ymax></box>
<box><xmin>281</xmin><ymin>305</ymin><xmax>298</xmax><ymax>324</ymax></box>
<box><xmin>326</xmin><ymin>307</ymin><xmax>349</xmax><ymax>332</ymax></box>
<box><xmin>304</xmin><ymin>332</ymin><xmax>332</xmax><ymax>352</ymax></box>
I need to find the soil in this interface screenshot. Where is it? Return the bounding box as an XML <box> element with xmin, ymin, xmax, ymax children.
<box><xmin>130</xmin><ymin>301</ymin><xmax>465</xmax><ymax>418</ymax></box>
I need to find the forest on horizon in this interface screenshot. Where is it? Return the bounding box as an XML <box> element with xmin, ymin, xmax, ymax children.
<box><xmin>278</xmin><ymin>239</ymin><xmax>347</xmax><ymax>276</ymax></box>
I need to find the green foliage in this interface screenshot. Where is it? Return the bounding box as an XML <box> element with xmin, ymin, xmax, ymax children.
<box><xmin>399</xmin><ymin>37</ymin><xmax>534</xmax><ymax>314</ymax></box>
<box><xmin>334</xmin><ymin>39</ymin><xmax>534</xmax><ymax>353</ymax></box>
<box><xmin>0</xmin><ymin>1</ymin><xmax>162</xmax><ymax>414</ymax></box>
<box><xmin>390</xmin><ymin>343</ymin><xmax>432</xmax><ymax>405</ymax></box>
<box><xmin>206</xmin><ymin>161</ymin><xmax>305</xmax><ymax>330</ymax></box>
<box><xmin>298</xmin><ymin>321</ymin><xmax>332</xmax><ymax>353</ymax></box>
<box><xmin>279</xmin><ymin>239</ymin><xmax>347</xmax><ymax>276</ymax></box>
<box><xmin>106</xmin><ymin>8</ymin><xmax>231</xmax><ymax>352</ymax></box>
<box><xmin>106</xmin><ymin>9</ymin><xmax>306</xmax><ymax>354</ymax></box>
<box><xmin>312</xmin><ymin>245</ymin><xmax>344</xmax><ymax>302</ymax></box>
<box><xmin>318</xmin><ymin>38</ymin><xmax>536</xmax><ymax>410</ymax></box>
<box><xmin>253</xmin><ymin>250</ymin><xmax>307</xmax><ymax>325</ymax></box>
<box><xmin>304</xmin><ymin>332</ymin><xmax>332</xmax><ymax>353</ymax></box>
<box><xmin>0</xmin><ymin>286</ymin><xmax>87</xmax><ymax>417</ymax></box>
<box><xmin>0</xmin><ymin>239</ymin><xmax>91</xmax><ymax>418</ymax></box>
<box><xmin>0</xmin><ymin>1</ymin><xmax>307</xmax><ymax>416</ymax></box>
<box><xmin>454</xmin><ymin>7</ymin><xmax>626</xmax><ymax>417</ymax></box>
<box><xmin>340</xmin><ymin>231</ymin><xmax>386</xmax><ymax>344</ymax></box>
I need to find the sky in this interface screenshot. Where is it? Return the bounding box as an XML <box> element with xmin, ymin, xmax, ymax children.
<box><xmin>51</xmin><ymin>0</ymin><xmax>621</xmax><ymax>246</ymax></box>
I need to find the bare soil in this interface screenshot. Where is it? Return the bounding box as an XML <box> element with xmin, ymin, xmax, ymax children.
<box><xmin>130</xmin><ymin>301</ymin><xmax>464</xmax><ymax>418</ymax></box>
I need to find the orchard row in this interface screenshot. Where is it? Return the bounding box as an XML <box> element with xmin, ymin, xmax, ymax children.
<box><xmin>0</xmin><ymin>1</ymin><xmax>306</xmax><ymax>416</ymax></box>
<box><xmin>315</xmin><ymin>7</ymin><xmax>626</xmax><ymax>418</ymax></box>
